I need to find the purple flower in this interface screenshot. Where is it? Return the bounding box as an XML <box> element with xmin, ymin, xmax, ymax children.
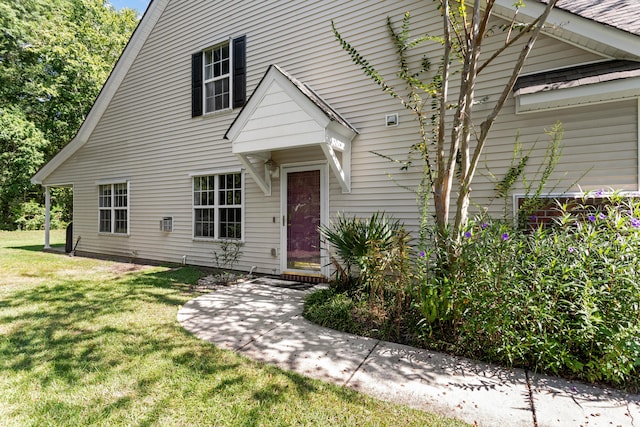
<box><xmin>598</xmin><ymin>212</ymin><xmax>606</xmax><ymax>220</ymax></box>
<box><xmin>588</xmin><ymin>214</ymin><xmax>596</xmax><ymax>223</ymax></box>
<box><xmin>419</xmin><ymin>250</ymin><xmax>426</xmax><ymax>257</ymax></box>
<box><xmin>464</xmin><ymin>231</ymin><xmax>472</xmax><ymax>239</ymax></box>
<box><xmin>631</xmin><ymin>218</ymin><xmax>640</xmax><ymax>228</ymax></box>
<box><xmin>568</xmin><ymin>247</ymin><xmax>575</xmax><ymax>253</ymax></box>
<box><xmin>501</xmin><ymin>233</ymin><xmax>510</xmax><ymax>241</ymax></box>
<box><xmin>481</xmin><ymin>223</ymin><xmax>489</xmax><ymax>230</ymax></box>
<box><xmin>594</xmin><ymin>189</ymin><xmax>604</xmax><ymax>197</ymax></box>
<box><xmin>530</xmin><ymin>214</ymin><xmax>537</xmax><ymax>221</ymax></box>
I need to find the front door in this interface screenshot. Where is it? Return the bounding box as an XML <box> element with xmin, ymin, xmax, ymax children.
<box><xmin>282</xmin><ymin>165</ymin><xmax>326</xmax><ymax>274</ymax></box>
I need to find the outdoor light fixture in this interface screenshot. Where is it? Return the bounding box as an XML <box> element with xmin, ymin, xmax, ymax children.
<box><xmin>265</xmin><ymin>159</ymin><xmax>279</xmax><ymax>178</ymax></box>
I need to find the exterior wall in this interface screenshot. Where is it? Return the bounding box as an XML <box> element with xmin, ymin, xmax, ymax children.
<box><xmin>43</xmin><ymin>0</ymin><xmax>638</xmax><ymax>272</ymax></box>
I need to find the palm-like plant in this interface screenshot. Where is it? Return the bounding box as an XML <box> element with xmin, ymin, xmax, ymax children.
<box><xmin>319</xmin><ymin>211</ymin><xmax>406</xmax><ymax>292</ymax></box>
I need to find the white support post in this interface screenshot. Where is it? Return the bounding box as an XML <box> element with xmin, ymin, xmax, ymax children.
<box><xmin>44</xmin><ymin>186</ymin><xmax>51</xmax><ymax>249</ymax></box>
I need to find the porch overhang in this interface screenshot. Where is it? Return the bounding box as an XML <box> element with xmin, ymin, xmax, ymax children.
<box><xmin>225</xmin><ymin>65</ymin><xmax>358</xmax><ymax>195</ymax></box>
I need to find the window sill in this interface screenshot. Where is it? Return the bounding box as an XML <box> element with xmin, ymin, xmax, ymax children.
<box><xmin>98</xmin><ymin>232</ymin><xmax>130</xmax><ymax>238</ymax></box>
<box><xmin>200</xmin><ymin>108</ymin><xmax>235</xmax><ymax>119</ymax></box>
<box><xmin>192</xmin><ymin>237</ymin><xmax>244</xmax><ymax>243</ymax></box>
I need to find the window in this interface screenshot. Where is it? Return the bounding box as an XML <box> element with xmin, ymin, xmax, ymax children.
<box><xmin>192</xmin><ymin>35</ymin><xmax>246</xmax><ymax>117</ymax></box>
<box><xmin>99</xmin><ymin>182</ymin><xmax>128</xmax><ymax>234</ymax></box>
<box><xmin>193</xmin><ymin>173</ymin><xmax>242</xmax><ymax>239</ymax></box>
<box><xmin>204</xmin><ymin>43</ymin><xmax>230</xmax><ymax>112</ymax></box>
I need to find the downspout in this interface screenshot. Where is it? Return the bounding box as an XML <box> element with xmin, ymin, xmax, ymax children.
<box><xmin>44</xmin><ymin>186</ymin><xmax>51</xmax><ymax>249</ymax></box>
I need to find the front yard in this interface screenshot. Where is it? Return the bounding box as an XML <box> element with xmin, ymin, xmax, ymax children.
<box><xmin>0</xmin><ymin>230</ymin><xmax>465</xmax><ymax>426</ymax></box>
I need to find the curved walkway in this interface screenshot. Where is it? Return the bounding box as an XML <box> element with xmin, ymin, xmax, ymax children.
<box><xmin>177</xmin><ymin>279</ymin><xmax>640</xmax><ymax>427</ymax></box>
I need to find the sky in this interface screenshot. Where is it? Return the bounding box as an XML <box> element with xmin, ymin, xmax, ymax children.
<box><xmin>108</xmin><ymin>0</ymin><xmax>151</xmax><ymax>13</ymax></box>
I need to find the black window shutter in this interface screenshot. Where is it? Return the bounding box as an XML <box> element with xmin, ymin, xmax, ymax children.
<box><xmin>191</xmin><ymin>52</ymin><xmax>203</xmax><ymax>117</ymax></box>
<box><xmin>232</xmin><ymin>35</ymin><xmax>246</xmax><ymax>109</ymax></box>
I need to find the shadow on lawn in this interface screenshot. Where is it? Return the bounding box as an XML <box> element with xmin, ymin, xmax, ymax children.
<box><xmin>7</xmin><ymin>243</ymin><xmax>64</xmax><ymax>252</ymax></box>
<box><xmin>0</xmin><ymin>266</ymin><xmax>370</xmax><ymax>425</ymax></box>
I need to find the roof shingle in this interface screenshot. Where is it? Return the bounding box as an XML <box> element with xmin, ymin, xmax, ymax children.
<box><xmin>537</xmin><ymin>0</ymin><xmax>640</xmax><ymax>35</ymax></box>
<box><xmin>514</xmin><ymin>60</ymin><xmax>640</xmax><ymax>94</ymax></box>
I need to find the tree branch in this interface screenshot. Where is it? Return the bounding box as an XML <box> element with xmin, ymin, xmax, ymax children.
<box><xmin>463</xmin><ymin>0</ymin><xmax>557</xmax><ymax>202</ymax></box>
<box><xmin>477</xmin><ymin>13</ymin><xmax>543</xmax><ymax>75</ymax></box>
<box><xmin>454</xmin><ymin>0</ymin><xmax>557</xmax><ymax>232</ymax></box>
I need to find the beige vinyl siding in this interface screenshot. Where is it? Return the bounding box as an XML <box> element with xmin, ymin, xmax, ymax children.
<box><xmin>469</xmin><ymin>97</ymin><xmax>638</xmax><ymax>219</ymax></box>
<box><xmin>42</xmin><ymin>0</ymin><xmax>638</xmax><ymax>272</ymax></box>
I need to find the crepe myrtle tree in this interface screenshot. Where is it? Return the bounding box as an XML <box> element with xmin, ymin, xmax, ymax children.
<box><xmin>332</xmin><ymin>0</ymin><xmax>557</xmax><ymax>256</ymax></box>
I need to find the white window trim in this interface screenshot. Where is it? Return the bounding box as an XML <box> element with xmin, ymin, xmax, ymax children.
<box><xmin>192</xmin><ymin>172</ymin><xmax>244</xmax><ymax>242</ymax></box>
<box><xmin>96</xmin><ymin>177</ymin><xmax>130</xmax><ymax>185</ymax></box>
<box><xmin>202</xmin><ymin>37</ymin><xmax>233</xmax><ymax>115</ymax></box>
<box><xmin>98</xmin><ymin>181</ymin><xmax>130</xmax><ymax>236</ymax></box>
<box><xmin>189</xmin><ymin>167</ymin><xmax>241</xmax><ymax>177</ymax></box>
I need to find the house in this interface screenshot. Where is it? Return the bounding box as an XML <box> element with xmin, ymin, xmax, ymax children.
<box><xmin>32</xmin><ymin>0</ymin><xmax>640</xmax><ymax>280</ymax></box>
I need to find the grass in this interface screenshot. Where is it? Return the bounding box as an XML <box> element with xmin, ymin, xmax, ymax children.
<box><xmin>0</xmin><ymin>230</ymin><xmax>467</xmax><ymax>426</ymax></box>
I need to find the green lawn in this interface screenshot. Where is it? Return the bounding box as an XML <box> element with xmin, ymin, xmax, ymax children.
<box><xmin>0</xmin><ymin>230</ymin><xmax>467</xmax><ymax>427</ymax></box>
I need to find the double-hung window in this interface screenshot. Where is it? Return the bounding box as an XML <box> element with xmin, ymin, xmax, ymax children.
<box><xmin>193</xmin><ymin>173</ymin><xmax>242</xmax><ymax>240</ymax></box>
<box><xmin>203</xmin><ymin>43</ymin><xmax>230</xmax><ymax>112</ymax></box>
<box><xmin>99</xmin><ymin>182</ymin><xmax>128</xmax><ymax>234</ymax></box>
<box><xmin>192</xmin><ymin>35</ymin><xmax>246</xmax><ymax>117</ymax></box>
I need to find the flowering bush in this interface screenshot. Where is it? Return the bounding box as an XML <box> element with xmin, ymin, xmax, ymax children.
<box><xmin>307</xmin><ymin>193</ymin><xmax>640</xmax><ymax>390</ymax></box>
<box><xmin>417</xmin><ymin>191</ymin><xmax>640</xmax><ymax>389</ymax></box>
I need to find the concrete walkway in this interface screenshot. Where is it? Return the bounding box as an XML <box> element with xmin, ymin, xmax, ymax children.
<box><xmin>177</xmin><ymin>279</ymin><xmax>640</xmax><ymax>427</ymax></box>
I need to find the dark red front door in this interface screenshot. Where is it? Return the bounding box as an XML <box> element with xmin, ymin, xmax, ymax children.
<box><xmin>286</xmin><ymin>170</ymin><xmax>321</xmax><ymax>271</ymax></box>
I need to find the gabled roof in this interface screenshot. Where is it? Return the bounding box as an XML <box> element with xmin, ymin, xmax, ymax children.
<box><xmin>31</xmin><ymin>0</ymin><xmax>640</xmax><ymax>185</ymax></box>
<box><xmin>493</xmin><ymin>0</ymin><xmax>640</xmax><ymax>60</ymax></box>
<box><xmin>509</xmin><ymin>1</ymin><xmax>640</xmax><ymax>113</ymax></box>
<box><xmin>268</xmin><ymin>65</ymin><xmax>358</xmax><ymax>134</ymax></box>
<box><xmin>31</xmin><ymin>0</ymin><xmax>169</xmax><ymax>185</ymax></box>
<box><xmin>224</xmin><ymin>64</ymin><xmax>357</xmax><ymax>141</ymax></box>
<box><xmin>538</xmin><ymin>0</ymin><xmax>640</xmax><ymax>36</ymax></box>
<box><xmin>514</xmin><ymin>60</ymin><xmax>640</xmax><ymax>94</ymax></box>
<box><xmin>226</xmin><ymin>64</ymin><xmax>358</xmax><ymax>194</ymax></box>
<box><xmin>513</xmin><ymin>60</ymin><xmax>640</xmax><ymax>113</ymax></box>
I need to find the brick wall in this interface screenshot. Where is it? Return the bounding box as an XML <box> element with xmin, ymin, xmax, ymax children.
<box><xmin>517</xmin><ymin>196</ymin><xmax>611</xmax><ymax>229</ymax></box>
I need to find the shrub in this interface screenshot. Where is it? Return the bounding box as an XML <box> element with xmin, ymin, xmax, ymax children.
<box><xmin>307</xmin><ymin>193</ymin><xmax>640</xmax><ymax>390</ymax></box>
<box><xmin>303</xmin><ymin>288</ymin><xmax>359</xmax><ymax>333</ymax></box>
<box><xmin>304</xmin><ymin>287</ymin><xmax>423</xmax><ymax>345</ymax></box>
<box><xmin>211</xmin><ymin>240</ymin><xmax>244</xmax><ymax>284</ymax></box>
<box><xmin>13</xmin><ymin>201</ymin><xmax>67</xmax><ymax>230</ymax></box>
<box><xmin>317</xmin><ymin>211</ymin><xmax>416</xmax><ymax>341</ymax></box>
<box><xmin>319</xmin><ymin>211</ymin><xmax>412</xmax><ymax>294</ymax></box>
<box><xmin>417</xmin><ymin>191</ymin><xmax>640</xmax><ymax>389</ymax></box>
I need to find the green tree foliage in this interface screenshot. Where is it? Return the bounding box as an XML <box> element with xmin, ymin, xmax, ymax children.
<box><xmin>0</xmin><ymin>0</ymin><xmax>138</xmax><ymax>229</ymax></box>
<box><xmin>0</xmin><ymin>107</ymin><xmax>47</xmax><ymax>229</ymax></box>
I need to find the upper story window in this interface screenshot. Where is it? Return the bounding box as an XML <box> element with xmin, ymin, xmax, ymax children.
<box><xmin>99</xmin><ymin>182</ymin><xmax>129</xmax><ymax>234</ymax></box>
<box><xmin>192</xmin><ymin>35</ymin><xmax>246</xmax><ymax>117</ymax></box>
<box><xmin>204</xmin><ymin>43</ymin><xmax>230</xmax><ymax>112</ymax></box>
